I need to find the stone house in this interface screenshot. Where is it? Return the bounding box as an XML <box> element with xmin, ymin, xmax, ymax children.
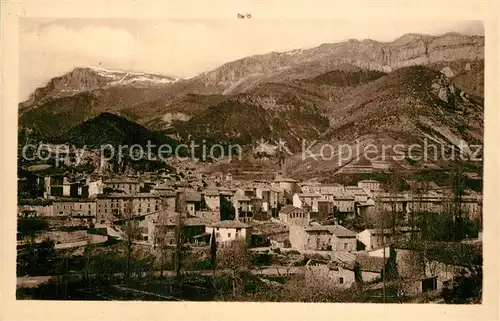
<box><xmin>202</xmin><ymin>189</ymin><xmax>220</xmax><ymax>211</ymax></box>
<box><xmin>305</xmin><ymin>259</ymin><xmax>356</xmax><ymax>288</ymax></box>
<box><xmin>278</xmin><ymin>205</ymin><xmax>310</xmax><ymax>226</ymax></box>
<box><xmin>102</xmin><ymin>179</ymin><xmax>141</xmax><ymax>194</ymax></box>
<box><xmin>293</xmin><ymin>192</ymin><xmax>321</xmax><ymax>212</ymax></box>
<box><xmin>184</xmin><ymin>191</ymin><xmax>202</xmax><ymax>216</ymax></box>
<box><xmin>355</xmin><ymin>254</ymin><xmax>388</xmax><ymax>282</ymax></box>
<box><xmin>356</xmin><ymin>228</ymin><xmax>394</xmax><ymax>250</ymax></box>
<box><xmin>205</xmin><ymin>220</ymin><xmax>252</xmax><ymax>247</ymax></box>
<box><xmin>96</xmin><ymin>193</ymin><xmax>161</xmax><ymax>223</ymax></box>
<box><xmin>357</xmin><ymin>179</ymin><xmax>382</xmax><ymax>192</ymax></box>
<box><xmin>148</xmin><ymin>212</ymin><xmax>207</xmax><ymax>247</ymax></box>
<box><xmin>289</xmin><ymin>223</ymin><xmax>356</xmax><ymax>252</ymax></box>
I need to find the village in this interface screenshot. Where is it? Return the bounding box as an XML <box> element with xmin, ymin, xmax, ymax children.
<box><xmin>17</xmin><ymin>148</ymin><xmax>483</xmax><ymax>302</ymax></box>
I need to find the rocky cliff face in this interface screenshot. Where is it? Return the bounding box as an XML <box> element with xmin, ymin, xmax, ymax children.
<box><xmin>20</xmin><ymin>67</ymin><xmax>178</xmax><ymax>112</ymax></box>
<box><xmin>20</xmin><ymin>33</ymin><xmax>483</xmax><ymax>110</ymax></box>
<box><xmin>196</xmin><ymin>33</ymin><xmax>484</xmax><ymax>94</ymax></box>
<box><xmin>19</xmin><ymin>32</ymin><xmax>484</xmax><ymax>161</ymax></box>
<box><xmin>20</xmin><ymin>68</ymin><xmax>110</xmax><ymax>110</ymax></box>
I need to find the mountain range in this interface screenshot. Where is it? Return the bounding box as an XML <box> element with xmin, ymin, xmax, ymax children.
<box><xmin>18</xmin><ymin>32</ymin><xmax>484</xmax><ymax>178</ymax></box>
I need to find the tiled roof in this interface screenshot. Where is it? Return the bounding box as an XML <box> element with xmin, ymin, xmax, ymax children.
<box><xmin>52</xmin><ymin>198</ymin><xmax>96</xmax><ymax>203</ymax></box>
<box><xmin>298</xmin><ymin>193</ymin><xmax>322</xmax><ymax>198</ymax></box>
<box><xmin>251</xmin><ymin>222</ymin><xmax>288</xmax><ymax>235</ymax></box>
<box><xmin>356</xmin><ymin>254</ymin><xmax>388</xmax><ymax>273</ymax></box>
<box><xmin>304</xmin><ymin>224</ymin><xmax>356</xmax><ymax>237</ymax></box>
<box><xmin>183</xmin><ymin>216</ymin><xmax>208</xmax><ymax>226</ymax></box>
<box><xmin>305</xmin><ymin>225</ymin><xmax>332</xmax><ymax>233</ymax></box>
<box><xmin>327</xmin><ymin>225</ymin><xmax>356</xmax><ymax>238</ymax></box>
<box><xmin>235</xmin><ymin>195</ymin><xmax>251</xmax><ymax>202</ymax></box>
<box><xmin>184</xmin><ymin>192</ymin><xmax>202</xmax><ymax>202</ymax></box>
<box><xmin>334</xmin><ymin>251</ymin><xmax>356</xmax><ymax>264</ymax></box>
<box><xmin>203</xmin><ymin>189</ymin><xmax>220</xmax><ymax>196</ymax></box>
<box><xmin>97</xmin><ymin>193</ymin><xmax>159</xmax><ymax>199</ymax></box>
<box><xmin>209</xmin><ymin>220</ymin><xmax>250</xmax><ymax>229</ymax></box>
<box><xmin>103</xmin><ymin>179</ymin><xmax>140</xmax><ymax>184</ymax></box>
<box><xmin>153</xmin><ymin>184</ymin><xmax>174</xmax><ymax>190</ymax></box>
<box><xmin>279</xmin><ymin>205</ymin><xmax>309</xmax><ymax>215</ymax></box>
<box><xmin>275</xmin><ymin>177</ymin><xmax>298</xmax><ymax>183</ymax></box>
<box><xmin>366</xmin><ymin>228</ymin><xmax>393</xmax><ymax>235</ymax></box>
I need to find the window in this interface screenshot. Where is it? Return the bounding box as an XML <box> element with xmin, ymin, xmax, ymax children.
<box><xmin>228</xmin><ymin>233</ymin><xmax>231</xmax><ymax>238</ymax></box>
<box><xmin>339</xmin><ymin>277</ymin><xmax>344</xmax><ymax>284</ymax></box>
<box><xmin>344</xmin><ymin>243</ymin><xmax>348</xmax><ymax>250</ymax></box>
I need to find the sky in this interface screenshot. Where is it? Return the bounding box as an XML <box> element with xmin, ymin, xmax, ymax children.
<box><xmin>19</xmin><ymin>19</ymin><xmax>484</xmax><ymax>100</ymax></box>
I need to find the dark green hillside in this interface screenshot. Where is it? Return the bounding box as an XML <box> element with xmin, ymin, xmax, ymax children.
<box><xmin>54</xmin><ymin>112</ymin><xmax>176</xmax><ymax>148</ymax></box>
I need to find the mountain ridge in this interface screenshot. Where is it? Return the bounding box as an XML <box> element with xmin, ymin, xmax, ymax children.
<box><xmin>18</xmin><ymin>31</ymin><xmax>484</xmax><ymax>177</ymax></box>
<box><xmin>20</xmin><ymin>32</ymin><xmax>484</xmax><ymax>111</ymax></box>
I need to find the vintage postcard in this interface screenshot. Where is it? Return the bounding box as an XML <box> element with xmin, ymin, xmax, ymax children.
<box><xmin>1</xmin><ymin>1</ymin><xmax>499</xmax><ymax>320</ymax></box>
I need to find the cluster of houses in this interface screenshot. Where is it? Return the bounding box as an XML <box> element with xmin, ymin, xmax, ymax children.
<box><xmin>18</xmin><ymin>168</ymin><xmax>482</xmax><ymax>297</ymax></box>
<box><xmin>18</xmin><ymin>170</ymin><xmax>482</xmax><ymax>242</ymax></box>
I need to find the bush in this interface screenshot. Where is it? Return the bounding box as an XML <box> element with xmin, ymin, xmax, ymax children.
<box><xmin>17</xmin><ymin>239</ymin><xmax>58</xmax><ymax>276</ymax></box>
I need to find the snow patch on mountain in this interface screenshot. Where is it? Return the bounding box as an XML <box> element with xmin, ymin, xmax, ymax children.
<box><xmin>87</xmin><ymin>66</ymin><xmax>181</xmax><ymax>86</ymax></box>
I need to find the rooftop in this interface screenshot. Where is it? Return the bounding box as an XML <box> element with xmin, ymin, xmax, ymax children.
<box><xmin>209</xmin><ymin>220</ymin><xmax>250</xmax><ymax>229</ymax></box>
<box><xmin>235</xmin><ymin>195</ymin><xmax>251</xmax><ymax>202</ymax></box>
<box><xmin>275</xmin><ymin>177</ymin><xmax>298</xmax><ymax>183</ymax></box>
<box><xmin>152</xmin><ymin>184</ymin><xmax>174</xmax><ymax>190</ymax></box>
<box><xmin>305</xmin><ymin>224</ymin><xmax>356</xmax><ymax>237</ymax></box>
<box><xmin>251</xmin><ymin>221</ymin><xmax>288</xmax><ymax>235</ymax></box>
<box><xmin>175</xmin><ymin>181</ymin><xmax>191</xmax><ymax>188</ymax></box>
<box><xmin>97</xmin><ymin>193</ymin><xmax>160</xmax><ymax>199</ymax></box>
<box><xmin>355</xmin><ymin>254</ymin><xmax>388</xmax><ymax>273</ymax></box>
<box><xmin>155</xmin><ymin>212</ymin><xmax>208</xmax><ymax>226</ymax></box>
<box><xmin>203</xmin><ymin>189</ymin><xmax>220</xmax><ymax>196</ymax></box>
<box><xmin>103</xmin><ymin>179</ymin><xmax>140</xmax><ymax>184</ymax></box>
<box><xmin>184</xmin><ymin>192</ymin><xmax>202</xmax><ymax>202</ymax></box>
<box><xmin>298</xmin><ymin>193</ymin><xmax>322</xmax><ymax>198</ymax></box>
<box><xmin>52</xmin><ymin>198</ymin><xmax>96</xmax><ymax>203</ymax></box>
<box><xmin>279</xmin><ymin>205</ymin><xmax>308</xmax><ymax>215</ymax></box>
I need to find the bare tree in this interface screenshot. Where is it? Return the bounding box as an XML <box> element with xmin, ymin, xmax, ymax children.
<box><xmin>82</xmin><ymin>241</ymin><xmax>96</xmax><ymax>288</ymax></box>
<box><xmin>408</xmin><ymin>180</ymin><xmax>430</xmax><ymax>242</ymax></box>
<box><xmin>155</xmin><ymin>213</ymin><xmax>173</xmax><ymax>278</ymax></box>
<box><xmin>154</xmin><ymin>197</ymin><xmax>176</xmax><ymax>278</ymax></box>
<box><xmin>216</xmin><ymin>239</ymin><xmax>251</xmax><ymax>296</ymax></box>
<box><xmin>451</xmin><ymin>163</ymin><xmax>467</xmax><ymax>241</ymax></box>
<box><xmin>122</xmin><ymin>210</ymin><xmax>141</xmax><ymax>281</ymax></box>
<box><xmin>174</xmin><ymin>191</ymin><xmax>187</xmax><ymax>284</ymax></box>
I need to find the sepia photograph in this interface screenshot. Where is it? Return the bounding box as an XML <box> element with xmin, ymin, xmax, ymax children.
<box><xmin>4</xmin><ymin>2</ymin><xmax>494</xmax><ymax>311</ymax></box>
